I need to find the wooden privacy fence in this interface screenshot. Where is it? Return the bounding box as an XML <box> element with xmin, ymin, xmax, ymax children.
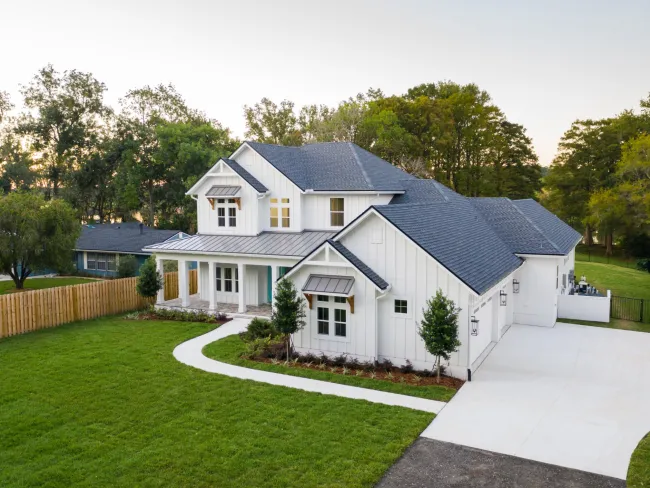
<box><xmin>163</xmin><ymin>270</ymin><xmax>198</xmax><ymax>301</ymax></box>
<box><xmin>0</xmin><ymin>277</ymin><xmax>151</xmax><ymax>339</ymax></box>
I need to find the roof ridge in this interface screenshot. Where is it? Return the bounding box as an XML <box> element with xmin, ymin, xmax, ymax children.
<box><xmin>347</xmin><ymin>142</ymin><xmax>373</xmax><ymax>190</ymax></box>
<box><xmin>507</xmin><ymin>199</ymin><xmax>562</xmax><ymax>253</ymax></box>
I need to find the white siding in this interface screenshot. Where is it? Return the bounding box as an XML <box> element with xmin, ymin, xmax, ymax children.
<box><xmin>513</xmin><ymin>256</ymin><xmax>559</xmax><ymax>327</ymax></box>
<box><xmin>338</xmin><ymin>213</ymin><xmax>471</xmax><ymax>378</ymax></box>
<box><xmin>301</xmin><ymin>194</ymin><xmax>393</xmax><ymax>231</ymax></box>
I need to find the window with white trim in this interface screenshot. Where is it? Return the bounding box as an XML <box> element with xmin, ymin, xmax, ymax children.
<box><xmin>224</xmin><ymin>267</ymin><xmax>233</xmax><ymax>292</ymax></box>
<box><xmin>330</xmin><ymin>198</ymin><xmax>344</xmax><ymax>227</ymax></box>
<box><xmin>216</xmin><ymin>198</ymin><xmax>237</xmax><ymax>228</ymax></box>
<box><xmin>270</xmin><ymin>197</ymin><xmax>290</xmax><ymax>228</ymax></box>
<box><xmin>215</xmin><ymin>266</ymin><xmax>239</xmax><ymax>293</ymax></box>
<box><xmin>87</xmin><ymin>252</ymin><xmax>116</xmax><ymax>272</ymax></box>
<box><xmin>216</xmin><ymin>267</ymin><xmax>222</xmax><ymax>291</ymax></box>
<box><xmin>334</xmin><ymin>309</ymin><xmax>347</xmax><ymax>337</ymax></box>
<box><xmin>315</xmin><ymin>296</ymin><xmax>348</xmax><ymax>339</ymax></box>
<box><xmin>394</xmin><ymin>299</ymin><xmax>408</xmax><ymax>314</ymax></box>
<box><xmin>317</xmin><ymin>307</ymin><xmax>329</xmax><ymax>335</ymax></box>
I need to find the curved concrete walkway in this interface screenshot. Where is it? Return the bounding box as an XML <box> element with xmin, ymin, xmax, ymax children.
<box><xmin>173</xmin><ymin>318</ymin><xmax>445</xmax><ymax>414</ymax></box>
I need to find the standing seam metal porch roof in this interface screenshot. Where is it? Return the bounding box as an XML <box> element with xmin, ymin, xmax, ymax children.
<box><xmin>303</xmin><ymin>275</ymin><xmax>355</xmax><ymax>295</ymax></box>
<box><xmin>143</xmin><ymin>231</ymin><xmax>336</xmax><ymax>257</ymax></box>
<box><xmin>205</xmin><ymin>185</ymin><xmax>241</xmax><ymax>197</ymax></box>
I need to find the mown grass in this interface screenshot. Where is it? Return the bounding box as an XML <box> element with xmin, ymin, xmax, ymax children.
<box><xmin>628</xmin><ymin>433</ymin><xmax>650</xmax><ymax>488</ymax></box>
<box><xmin>558</xmin><ymin>318</ymin><xmax>650</xmax><ymax>334</ymax></box>
<box><xmin>0</xmin><ymin>317</ymin><xmax>433</xmax><ymax>487</ymax></box>
<box><xmin>203</xmin><ymin>334</ymin><xmax>457</xmax><ymax>402</ymax></box>
<box><xmin>575</xmin><ymin>244</ymin><xmax>638</xmax><ymax>270</ymax></box>
<box><xmin>0</xmin><ymin>277</ymin><xmax>98</xmax><ymax>295</ymax></box>
<box><xmin>574</xmin><ymin>261</ymin><xmax>650</xmax><ymax>300</ymax></box>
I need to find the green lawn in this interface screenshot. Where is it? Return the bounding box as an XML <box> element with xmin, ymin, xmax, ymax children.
<box><xmin>558</xmin><ymin>318</ymin><xmax>650</xmax><ymax>333</ymax></box>
<box><xmin>575</xmin><ymin>244</ymin><xmax>638</xmax><ymax>270</ymax></box>
<box><xmin>574</xmin><ymin>261</ymin><xmax>650</xmax><ymax>300</ymax></box>
<box><xmin>204</xmin><ymin>335</ymin><xmax>457</xmax><ymax>402</ymax></box>
<box><xmin>0</xmin><ymin>277</ymin><xmax>98</xmax><ymax>295</ymax></box>
<box><xmin>0</xmin><ymin>317</ymin><xmax>433</xmax><ymax>487</ymax></box>
<box><xmin>628</xmin><ymin>433</ymin><xmax>650</xmax><ymax>488</ymax></box>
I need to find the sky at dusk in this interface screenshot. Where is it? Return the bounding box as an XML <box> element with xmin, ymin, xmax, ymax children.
<box><xmin>2</xmin><ymin>0</ymin><xmax>649</xmax><ymax>165</ymax></box>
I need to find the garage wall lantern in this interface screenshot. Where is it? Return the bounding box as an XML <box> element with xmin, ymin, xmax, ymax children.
<box><xmin>512</xmin><ymin>279</ymin><xmax>520</xmax><ymax>293</ymax></box>
<box><xmin>500</xmin><ymin>290</ymin><xmax>507</xmax><ymax>306</ymax></box>
<box><xmin>470</xmin><ymin>316</ymin><xmax>479</xmax><ymax>336</ymax></box>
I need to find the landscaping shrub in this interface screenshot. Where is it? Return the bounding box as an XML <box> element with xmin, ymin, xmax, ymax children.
<box><xmin>126</xmin><ymin>306</ymin><xmax>228</xmax><ymax>323</ymax></box>
<box><xmin>636</xmin><ymin>258</ymin><xmax>650</xmax><ymax>273</ymax></box>
<box><xmin>136</xmin><ymin>256</ymin><xmax>162</xmax><ymax>298</ymax></box>
<box><xmin>239</xmin><ymin>317</ymin><xmax>279</xmax><ymax>342</ymax></box>
<box><xmin>118</xmin><ymin>254</ymin><xmax>139</xmax><ymax>278</ymax></box>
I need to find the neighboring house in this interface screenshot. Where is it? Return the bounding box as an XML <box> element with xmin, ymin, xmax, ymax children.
<box><xmin>75</xmin><ymin>223</ymin><xmax>190</xmax><ymax>277</ymax></box>
<box><xmin>146</xmin><ymin>141</ymin><xmax>580</xmax><ymax>379</ymax></box>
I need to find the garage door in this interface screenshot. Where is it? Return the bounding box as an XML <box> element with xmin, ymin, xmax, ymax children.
<box><xmin>469</xmin><ymin>296</ymin><xmax>494</xmax><ymax>365</ymax></box>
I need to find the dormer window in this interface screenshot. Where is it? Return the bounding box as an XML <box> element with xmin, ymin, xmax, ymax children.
<box><xmin>270</xmin><ymin>198</ymin><xmax>290</xmax><ymax>228</ymax></box>
<box><xmin>216</xmin><ymin>198</ymin><xmax>237</xmax><ymax>228</ymax></box>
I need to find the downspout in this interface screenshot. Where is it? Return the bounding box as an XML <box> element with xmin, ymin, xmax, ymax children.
<box><xmin>374</xmin><ymin>285</ymin><xmax>392</xmax><ymax>363</ymax></box>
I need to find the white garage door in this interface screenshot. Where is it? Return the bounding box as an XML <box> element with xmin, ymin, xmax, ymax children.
<box><xmin>469</xmin><ymin>296</ymin><xmax>494</xmax><ymax>365</ymax></box>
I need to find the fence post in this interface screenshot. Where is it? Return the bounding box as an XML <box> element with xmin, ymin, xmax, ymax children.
<box><xmin>642</xmin><ymin>299</ymin><xmax>645</xmax><ymax>323</ymax></box>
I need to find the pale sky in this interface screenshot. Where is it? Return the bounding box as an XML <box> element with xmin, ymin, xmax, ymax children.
<box><xmin>2</xmin><ymin>0</ymin><xmax>649</xmax><ymax>165</ymax></box>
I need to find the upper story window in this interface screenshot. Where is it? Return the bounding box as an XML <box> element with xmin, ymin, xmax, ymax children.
<box><xmin>216</xmin><ymin>198</ymin><xmax>237</xmax><ymax>228</ymax></box>
<box><xmin>270</xmin><ymin>198</ymin><xmax>290</xmax><ymax>228</ymax></box>
<box><xmin>330</xmin><ymin>198</ymin><xmax>344</xmax><ymax>227</ymax></box>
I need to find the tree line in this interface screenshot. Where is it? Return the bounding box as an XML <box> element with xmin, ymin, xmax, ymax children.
<box><xmin>542</xmin><ymin>96</ymin><xmax>650</xmax><ymax>256</ymax></box>
<box><xmin>0</xmin><ymin>65</ymin><xmax>543</xmax><ymax>235</ymax></box>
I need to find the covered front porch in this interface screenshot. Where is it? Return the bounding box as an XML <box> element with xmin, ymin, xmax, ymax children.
<box><xmin>154</xmin><ymin>254</ymin><xmax>297</xmax><ymax>317</ymax></box>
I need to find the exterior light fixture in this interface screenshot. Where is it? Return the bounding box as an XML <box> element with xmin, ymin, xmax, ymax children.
<box><xmin>513</xmin><ymin>279</ymin><xmax>520</xmax><ymax>294</ymax></box>
<box><xmin>500</xmin><ymin>290</ymin><xmax>507</xmax><ymax>306</ymax></box>
<box><xmin>471</xmin><ymin>316</ymin><xmax>479</xmax><ymax>336</ymax></box>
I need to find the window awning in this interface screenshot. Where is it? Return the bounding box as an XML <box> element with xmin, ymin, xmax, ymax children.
<box><xmin>206</xmin><ymin>185</ymin><xmax>241</xmax><ymax>197</ymax></box>
<box><xmin>302</xmin><ymin>274</ymin><xmax>354</xmax><ymax>296</ymax></box>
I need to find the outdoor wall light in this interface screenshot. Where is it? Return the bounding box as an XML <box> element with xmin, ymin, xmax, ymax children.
<box><xmin>513</xmin><ymin>279</ymin><xmax>520</xmax><ymax>293</ymax></box>
<box><xmin>500</xmin><ymin>290</ymin><xmax>507</xmax><ymax>306</ymax></box>
<box><xmin>471</xmin><ymin>316</ymin><xmax>479</xmax><ymax>336</ymax></box>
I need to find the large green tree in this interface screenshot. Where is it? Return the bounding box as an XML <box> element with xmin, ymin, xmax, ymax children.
<box><xmin>0</xmin><ymin>192</ymin><xmax>79</xmax><ymax>289</ymax></box>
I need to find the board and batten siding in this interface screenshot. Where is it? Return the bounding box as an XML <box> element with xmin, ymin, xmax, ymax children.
<box><xmin>338</xmin><ymin>213</ymin><xmax>471</xmax><ymax>377</ymax></box>
<box><xmin>291</xmin><ymin>263</ymin><xmax>378</xmax><ymax>361</ymax></box>
<box><xmin>301</xmin><ymin>194</ymin><xmax>393</xmax><ymax>231</ymax></box>
<box><xmin>513</xmin><ymin>256</ymin><xmax>558</xmax><ymax>327</ymax></box>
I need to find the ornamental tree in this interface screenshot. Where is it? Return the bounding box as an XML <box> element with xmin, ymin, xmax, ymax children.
<box><xmin>271</xmin><ymin>277</ymin><xmax>306</xmax><ymax>359</ymax></box>
<box><xmin>418</xmin><ymin>289</ymin><xmax>462</xmax><ymax>383</ymax></box>
<box><xmin>136</xmin><ymin>256</ymin><xmax>162</xmax><ymax>299</ymax></box>
<box><xmin>0</xmin><ymin>192</ymin><xmax>79</xmax><ymax>289</ymax></box>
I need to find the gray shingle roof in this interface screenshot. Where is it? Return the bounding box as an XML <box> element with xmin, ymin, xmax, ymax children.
<box><xmin>76</xmin><ymin>223</ymin><xmax>181</xmax><ymax>254</ymax></box>
<box><xmin>512</xmin><ymin>199</ymin><xmax>582</xmax><ymax>254</ymax></box>
<box><xmin>245</xmin><ymin>141</ymin><xmax>416</xmax><ymax>192</ymax></box>
<box><xmin>144</xmin><ymin>231</ymin><xmax>335</xmax><ymax>257</ymax></box>
<box><xmin>221</xmin><ymin>158</ymin><xmax>268</xmax><ymax>193</ymax></box>
<box><xmin>205</xmin><ymin>185</ymin><xmax>241</xmax><ymax>197</ymax></box>
<box><xmin>470</xmin><ymin>198</ymin><xmax>563</xmax><ymax>255</ymax></box>
<box><xmin>328</xmin><ymin>239</ymin><xmax>389</xmax><ymax>290</ymax></box>
<box><xmin>378</xmin><ymin>182</ymin><xmax>523</xmax><ymax>295</ymax></box>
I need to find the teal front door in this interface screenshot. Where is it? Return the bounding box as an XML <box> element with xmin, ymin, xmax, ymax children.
<box><xmin>267</xmin><ymin>266</ymin><xmax>291</xmax><ymax>303</ymax></box>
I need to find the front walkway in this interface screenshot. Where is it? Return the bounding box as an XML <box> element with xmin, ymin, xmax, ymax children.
<box><xmin>173</xmin><ymin>319</ymin><xmax>445</xmax><ymax>414</ymax></box>
<box><xmin>421</xmin><ymin>322</ymin><xmax>650</xmax><ymax>480</ymax></box>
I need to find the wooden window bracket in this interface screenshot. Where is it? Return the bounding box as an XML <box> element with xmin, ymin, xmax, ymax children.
<box><xmin>346</xmin><ymin>295</ymin><xmax>354</xmax><ymax>314</ymax></box>
<box><xmin>304</xmin><ymin>293</ymin><xmax>313</xmax><ymax>309</ymax></box>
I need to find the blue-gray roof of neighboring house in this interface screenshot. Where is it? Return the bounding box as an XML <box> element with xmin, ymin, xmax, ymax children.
<box><xmin>470</xmin><ymin>198</ymin><xmax>564</xmax><ymax>255</ymax></box>
<box><xmin>511</xmin><ymin>199</ymin><xmax>582</xmax><ymax>255</ymax></box>
<box><xmin>379</xmin><ymin>180</ymin><xmax>524</xmax><ymax>295</ymax></box>
<box><xmin>328</xmin><ymin>239</ymin><xmax>389</xmax><ymax>290</ymax></box>
<box><xmin>75</xmin><ymin>223</ymin><xmax>182</xmax><ymax>254</ymax></box>
<box><xmin>221</xmin><ymin>158</ymin><xmax>269</xmax><ymax>193</ymax></box>
<box><xmin>245</xmin><ymin>141</ymin><xmax>416</xmax><ymax>192</ymax></box>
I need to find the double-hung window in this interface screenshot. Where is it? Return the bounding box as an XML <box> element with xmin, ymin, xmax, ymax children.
<box><xmin>216</xmin><ymin>198</ymin><xmax>237</xmax><ymax>228</ymax></box>
<box><xmin>106</xmin><ymin>254</ymin><xmax>116</xmax><ymax>272</ymax></box>
<box><xmin>270</xmin><ymin>198</ymin><xmax>290</xmax><ymax>228</ymax></box>
<box><xmin>216</xmin><ymin>266</ymin><xmax>239</xmax><ymax>293</ymax></box>
<box><xmin>330</xmin><ymin>198</ymin><xmax>344</xmax><ymax>227</ymax></box>
<box><xmin>87</xmin><ymin>252</ymin><xmax>97</xmax><ymax>270</ymax></box>
<box><xmin>87</xmin><ymin>252</ymin><xmax>117</xmax><ymax>272</ymax></box>
<box><xmin>224</xmin><ymin>268</ymin><xmax>233</xmax><ymax>292</ymax></box>
<box><xmin>216</xmin><ymin>267</ymin><xmax>222</xmax><ymax>291</ymax></box>
<box><xmin>315</xmin><ymin>295</ymin><xmax>348</xmax><ymax>339</ymax></box>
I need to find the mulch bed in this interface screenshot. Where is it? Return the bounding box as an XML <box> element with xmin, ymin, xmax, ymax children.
<box><xmin>248</xmin><ymin>356</ymin><xmax>464</xmax><ymax>390</ymax></box>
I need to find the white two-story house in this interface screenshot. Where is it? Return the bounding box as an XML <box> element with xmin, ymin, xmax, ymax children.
<box><xmin>146</xmin><ymin>141</ymin><xmax>581</xmax><ymax>379</ymax></box>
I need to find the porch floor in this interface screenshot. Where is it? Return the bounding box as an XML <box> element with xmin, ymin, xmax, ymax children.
<box><xmin>158</xmin><ymin>294</ymin><xmax>272</xmax><ymax>318</ymax></box>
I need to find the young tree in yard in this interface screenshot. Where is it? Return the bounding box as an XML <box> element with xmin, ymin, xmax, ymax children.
<box><xmin>271</xmin><ymin>278</ymin><xmax>306</xmax><ymax>359</ymax></box>
<box><xmin>418</xmin><ymin>289</ymin><xmax>462</xmax><ymax>383</ymax></box>
<box><xmin>136</xmin><ymin>256</ymin><xmax>162</xmax><ymax>298</ymax></box>
<box><xmin>117</xmin><ymin>254</ymin><xmax>139</xmax><ymax>278</ymax></box>
<box><xmin>0</xmin><ymin>192</ymin><xmax>79</xmax><ymax>289</ymax></box>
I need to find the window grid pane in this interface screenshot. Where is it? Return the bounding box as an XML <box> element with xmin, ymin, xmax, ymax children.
<box><xmin>334</xmin><ymin>296</ymin><xmax>346</xmax><ymax>303</ymax></box>
<box><xmin>216</xmin><ymin>267</ymin><xmax>221</xmax><ymax>291</ymax></box>
<box><xmin>317</xmin><ymin>307</ymin><xmax>329</xmax><ymax>335</ymax></box>
<box><xmin>224</xmin><ymin>268</ymin><xmax>232</xmax><ymax>292</ymax></box>
<box><xmin>317</xmin><ymin>295</ymin><xmax>329</xmax><ymax>302</ymax></box>
<box><xmin>394</xmin><ymin>300</ymin><xmax>408</xmax><ymax>314</ymax></box>
<box><xmin>87</xmin><ymin>253</ymin><xmax>96</xmax><ymax>270</ymax></box>
<box><xmin>107</xmin><ymin>254</ymin><xmax>116</xmax><ymax>271</ymax></box>
<box><xmin>97</xmin><ymin>254</ymin><xmax>107</xmax><ymax>270</ymax></box>
<box><xmin>235</xmin><ymin>267</ymin><xmax>239</xmax><ymax>293</ymax></box>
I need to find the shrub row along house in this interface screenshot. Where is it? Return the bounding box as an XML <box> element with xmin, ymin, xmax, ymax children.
<box><xmin>75</xmin><ymin>222</ymin><xmax>190</xmax><ymax>277</ymax></box>
<box><xmin>146</xmin><ymin>141</ymin><xmax>580</xmax><ymax>379</ymax></box>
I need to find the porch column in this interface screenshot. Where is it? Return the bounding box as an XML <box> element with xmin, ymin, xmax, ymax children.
<box><xmin>270</xmin><ymin>265</ymin><xmax>278</xmax><ymax>305</ymax></box>
<box><xmin>179</xmin><ymin>259</ymin><xmax>190</xmax><ymax>307</ymax></box>
<box><xmin>155</xmin><ymin>255</ymin><xmax>165</xmax><ymax>304</ymax></box>
<box><xmin>238</xmin><ymin>263</ymin><xmax>246</xmax><ymax>313</ymax></box>
<box><xmin>208</xmin><ymin>261</ymin><xmax>217</xmax><ymax>311</ymax></box>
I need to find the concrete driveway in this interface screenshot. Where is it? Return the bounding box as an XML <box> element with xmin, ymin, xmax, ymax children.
<box><xmin>422</xmin><ymin>322</ymin><xmax>650</xmax><ymax>480</ymax></box>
